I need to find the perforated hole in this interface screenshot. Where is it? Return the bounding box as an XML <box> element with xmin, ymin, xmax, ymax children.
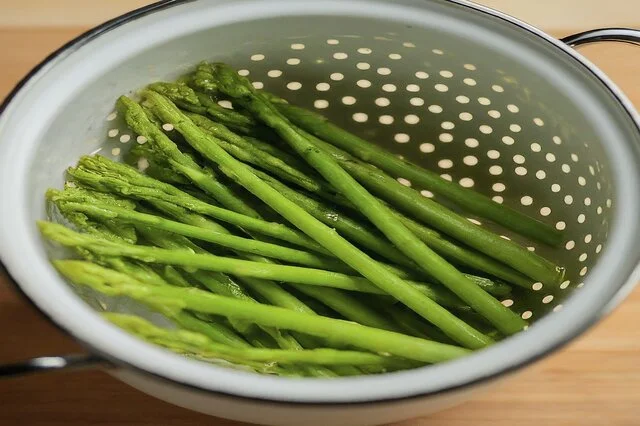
<box><xmin>343</xmin><ymin>96</ymin><xmax>357</xmax><ymax>105</ymax></box>
<box><xmin>434</xmin><ymin>84</ymin><xmax>449</xmax><ymax>92</ymax></box>
<box><xmin>352</xmin><ymin>112</ymin><xmax>368</xmax><ymax>123</ymax></box>
<box><xmin>404</xmin><ymin>114</ymin><xmax>420</xmax><ymax>124</ymax></box>
<box><xmin>439</xmin><ymin>133</ymin><xmax>453</xmax><ymax>143</ymax></box>
<box><xmin>394</xmin><ymin>133</ymin><xmax>410</xmax><ymax>143</ymax></box>
<box><xmin>420</xmin><ymin>143</ymin><xmax>435</xmax><ymax>153</ymax></box>
<box><xmin>379</xmin><ymin>115</ymin><xmax>394</xmax><ymax>125</ymax></box>
<box><xmin>465</xmin><ymin>138</ymin><xmax>479</xmax><ymax>148</ymax></box>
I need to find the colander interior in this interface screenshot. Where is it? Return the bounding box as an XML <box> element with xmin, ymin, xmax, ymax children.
<box><xmin>21</xmin><ymin>1</ymin><xmax>631</xmax><ymax>354</ymax></box>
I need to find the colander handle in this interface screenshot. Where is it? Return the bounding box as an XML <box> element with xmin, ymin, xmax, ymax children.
<box><xmin>561</xmin><ymin>27</ymin><xmax>640</xmax><ymax>47</ymax></box>
<box><xmin>0</xmin><ymin>354</ymin><xmax>106</xmax><ymax>378</ymax></box>
<box><xmin>0</xmin><ymin>264</ymin><xmax>110</xmax><ymax>378</ymax></box>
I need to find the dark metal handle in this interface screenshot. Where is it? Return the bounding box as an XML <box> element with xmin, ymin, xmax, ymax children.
<box><xmin>0</xmin><ymin>263</ymin><xmax>109</xmax><ymax>379</ymax></box>
<box><xmin>561</xmin><ymin>27</ymin><xmax>640</xmax><ymax>47</ymax></box>
<box><xmin>0</xmin><ymin>354</ymin><xmax>106</xmax><ymax>378</ymax></box>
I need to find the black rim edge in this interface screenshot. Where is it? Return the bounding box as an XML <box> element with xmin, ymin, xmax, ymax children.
<box><xmin>0</xmin><ymin>0</ymin><xmax>638</xmax><ymax>406</ymax></box>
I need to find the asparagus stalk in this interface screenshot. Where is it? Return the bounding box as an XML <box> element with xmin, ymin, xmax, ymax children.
<box><xmin>178</xmin><ymin>129</ymin><xmax>534</xmax><ymax>289</ymax></box>
<box><xmin>124</xmin><ymin>143</ymin><xmax>190</xmax><ymax>185</ymax></box>
<box><xmin>289</xmin><ymin>285</ymin><xmax>400</xmax><ymax>332</ymax></box>
<box><xmin>136</xmin><ymin>223</ymin><xmax>321</xmax><ymax>315</ymax></box>
<box><xmin>185</xmin><ymin>111</ymin><xmax>331</xmax><ymax>194</ymax></box>
<box><xmin>106</xmin><ymin>313</ymin><xmax>406</xmax><ymax>368</ymax></box>
<box><xmin>250</xmin><ymin>168</ymin><xmax>512</xmax><ymax>295</ymax></box>
<box><xmin>50</xmin><ymin>198</ymin><xmax>253</xmax><ymax>349</ymax></box>
<box><xmin>66</xmin><ymin>155</ymin><xmax>326</xmax><ymax>254</ymax></box>
<box><xmin>137</xmin><ymin>204</ymin><xmax>406</xmax><ymax>341</ymax></box>
<box><xmin>140</xmin><ymin>90</ymin><xmax>495</xmax><ymax>348</ymax></box>
<box><xmin>294</xmin><ymin>126</ymin><xmax>563</xmax><ymax>288</ymax></box>
<box><xmin>147</xmin><ymin>141</ymin><xmax>525</xmax><ymax>292</ymax></box>
<box><xmin>40</xmin><ymin>222</ymin><xmax>477</xmax><ymax>311</ymax></box>
<box><xmin>116</xmin><ymin>96</ymin><xmax>259</xmax><ymax>218</ymax></box>
<box><xmin>134</xmin><ymin>225</ymin><xmax>344</xmax><ymax>376</ymax></box>
<box><xmin>56</xmin><ymin>199</ymin><xmax>348</xmax><ymax>271</ymax></box>
<box><xmin>251</xmin><ymin>168</ymin><xmax>416</xmax><ymax>268</ymax></box>
<box><xmin>206</xmin><ymin>64</ymin><xmax>525</xmax><ymax>336</ymax></box>
<box><xmin>149</xmin><ymin>78</ymin><xmax>261</xmax><ymax>135</ymax></box>
<box><xmin>56</xmin><ymin>260</ymin><xmax>469</xmax><ymax>363</ymax></box>
<box><xmin>275</xmin><ymin>102</ymin><xmax>563</xmax><ymax>246</ymax></box>
<box><xmin>184</xmin><ymin>92</ymin><xmax>559</xmax><ymax>288</ymax></box>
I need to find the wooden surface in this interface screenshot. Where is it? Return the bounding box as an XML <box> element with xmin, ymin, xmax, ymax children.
<box><xmin>1</xmin><ymin>4</ymin><xmax>640</xmax><ymax>426</ymax></box>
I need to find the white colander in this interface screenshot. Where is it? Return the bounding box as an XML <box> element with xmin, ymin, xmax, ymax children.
<box><xmin>0</xmin><ymin>1</ymin><xmax>639</xmax><ymax>425</ymax></box>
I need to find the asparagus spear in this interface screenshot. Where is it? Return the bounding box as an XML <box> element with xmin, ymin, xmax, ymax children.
<box><xmin>275</xmin><ymin>102</ymin><xmax>563</xmax><ymax>246</ymax></box>
<box><xmin>133</xmin><ymin>225</ymin><xmax>347</xmax><ymax>376</ymax></box>
<box><xmin>56</xmin><ymin>199</ymin><xmax>348</xmax><ymax>271</ymax></box>
<box><xmin>116</xmin><ymin>95</ymin><xmax>260</xmax><ymax>218</ymax></box>
<box><xmin>249</xmin><ymin>167</ymin><xmax>513</xmax><ymax>294</ymax></box>
<box><xmin>206</xmin><ymin>64</ymin><xmax>525</xmax><ymax>336</ymax></box>
<box><xmin>56</xmin><ymin>260</ymin><xmax>469</xmax><ymax>363</ymax></box>
<box><xmin>289</xmin><ymin>285</ymin><xmax>400</xmax><ymax>332</ymax></box>
<box><xmin>293</xmin><ymin>126</ymin><xmax>563</xmax><ymax>288</ymax></box>
<box><xmin>144</xmin><ymin>139</ymin><xmax>527</xmax><ymax>291</ymax></box>
<box><xmin>257</xmin><ymin>169</ymin><xmax>530</xmax><ymax>289</ymax></box>
<box><xmin>140</xmin><ymin>90</ymin><xmax>495</xmax><ymax>348</ymax></box>
<box><xmin>50</xmin><ymin>196</ymin><xmax>254</xmax><ymax>349</ymax></box>
<box><xmin>106</xmin><ymin>313</ymin><xmax>407</xmax><ymax>369</ymax></box>
<box><xmin>66</xmin><ymin>155</ymin><xmax>326</xmax><ymax>254</ymax></box>
<box><xmin>148</xmin><ymin>79</ymin><xmax>262</xmax><ymax>136</ymax></box>
<box><xmin>136</xmin><ymin>203</ymin><xmax>407</xmax><ymax>336</ymax></box>
<box><xmin>178</xmin><ymin>89</ymin><xmax>559</xmax><ymax>288</ymax></box>
<box><xmin>185</xmin><ymin>111</ymin><xmax>332</xmax><ymax>193</ymax></box>
<box><xmin>40</xmin><ymin>221</ymin><xmax>477</xmax><ymax>311</ymax></box>
<box><xmin>124</xmin><ymin>143</ymin><xmax>190</xmax><ymax>185</ymax></box>
<box><xmin>251</xmin><ymin>168</ymin><xmax>416</xmax><ymax>268</ymax></box>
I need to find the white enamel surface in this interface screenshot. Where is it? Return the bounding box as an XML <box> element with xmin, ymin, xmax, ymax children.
<box><xmin>1</xmin><ymin>0</ymin><xmax>639</xmax><ymax>411</ymax></box>
<box><xmin>112</xmin><ymin>368</ymin><xmax>495</xmax><ymax>426</ymax></box>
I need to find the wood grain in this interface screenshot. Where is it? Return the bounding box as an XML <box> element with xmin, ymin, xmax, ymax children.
<box><xmin>1</xmin><ymin>20</ymin><xmax>639</xmax><ymax>426</ymax></box>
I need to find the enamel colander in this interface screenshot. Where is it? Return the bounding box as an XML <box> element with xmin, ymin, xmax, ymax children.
<box><xmin>0</xmin><ymin>1</ymin><xmax>639</xmax><ymax>424</ymax></box>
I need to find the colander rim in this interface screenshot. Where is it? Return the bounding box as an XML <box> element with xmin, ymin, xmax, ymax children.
<box><xmin>0</xmin><ymin>0</ymin><xmax>639</xmax><ymax>405</ymax></box>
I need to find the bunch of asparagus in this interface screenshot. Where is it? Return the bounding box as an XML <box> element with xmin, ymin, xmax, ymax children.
<box><xmin>40</xmin><ymin>62</ymin><xmax>565</xmax><ymax>377</ymax></box>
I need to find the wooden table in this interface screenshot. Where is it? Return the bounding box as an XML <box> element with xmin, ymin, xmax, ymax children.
<box><xmin>1</xmin><ymin>18</ymin><xmax>639</xmax><ymax>426</ymax></box>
